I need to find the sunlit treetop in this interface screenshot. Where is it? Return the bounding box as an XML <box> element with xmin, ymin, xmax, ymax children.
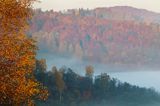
<box><xmin>0</xmin><ymin>0</ymin><xmax>37</xmax><ymax>34</ymax></box>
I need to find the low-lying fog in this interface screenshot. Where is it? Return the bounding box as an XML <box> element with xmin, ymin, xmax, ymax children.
<box><xmin>37</xmin><ymin>53</ymin><xmax>160</xmax><ymax>92</ymax></box>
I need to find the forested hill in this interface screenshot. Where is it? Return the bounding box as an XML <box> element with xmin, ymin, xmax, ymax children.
<box><xmin>35</xmin><ymin>60</ymin><xmax>160</xmax><ymax>106</ymax></box>
<box><xmin>29</xmin><ymin>6</ymin><xmax>160</xmax><ymax>68</ymax></box>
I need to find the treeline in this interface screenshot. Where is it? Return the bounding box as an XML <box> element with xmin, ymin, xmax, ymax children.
<box><xmin>34</xmin><ymin>59</ymin><xmax>160</xmax><ymax>106</ymax></box>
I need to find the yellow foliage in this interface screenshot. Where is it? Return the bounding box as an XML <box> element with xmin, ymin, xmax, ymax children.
<box><xmin>85</xmin><ymin>65</ymin><xmax>94</xmax><ymax>78</ymax></box>
<box><xmin>54</xmin><ymin>70</ymin><xmax>65</xmax><ymax>93</ymax></box>
<box><xmin>0</xmin><ymin>0</ymin><xmax>48</xmax><ymax>105</ymax></box>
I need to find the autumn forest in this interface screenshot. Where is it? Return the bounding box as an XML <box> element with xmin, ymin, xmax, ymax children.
<box><xmin>0</xmin><ymin>0</ymin><xmax>160</xmax><ymax>106</ymax></box>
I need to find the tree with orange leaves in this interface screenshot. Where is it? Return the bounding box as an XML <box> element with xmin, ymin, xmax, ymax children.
<box><xmin>54</xmin><ymin>68</ymin><xmax>65</xmax><ymax>103</ymax></box>
<box><xmin>0</xmin><ymin>0</ymin><xmax>48</xmax><ymax>105</ymax></box>
<box><xmin>85</xmin><ymin>65</ymin><xmax>94</xmax><ymax>78</ymax></box>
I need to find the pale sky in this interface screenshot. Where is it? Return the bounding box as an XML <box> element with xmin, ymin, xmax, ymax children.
<box><xmin>34</xmin><ymin>0</ymin><xmax>160</xmax><ymax>13</ymax></box>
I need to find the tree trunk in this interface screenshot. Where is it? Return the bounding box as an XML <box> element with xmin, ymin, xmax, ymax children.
<box><xmin>60</xmin><ymin>92</ymin><xmax>62</xmax><ymax>103</ymax></box>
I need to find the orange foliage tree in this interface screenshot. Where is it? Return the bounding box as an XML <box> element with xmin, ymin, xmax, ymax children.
<box><xmin>54</xmin><ymin>68</ymin><xmax>65</xmax><ymax>103</ymax></box>
<box><xmin>0</xmin><ymin>0</ymin><xmax>48</xmax><ymax>105</ymax></box>
<box><xmin>85</xmin><ymin>65</ymin><xmax>94</xmax><ymax>78</ymax></box>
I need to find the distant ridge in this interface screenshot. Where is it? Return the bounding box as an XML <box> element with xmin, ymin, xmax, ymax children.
<box><xmin>30</xmin><ymin>6</ymin><xmax>160</xmax><ymax>68</ymax></box>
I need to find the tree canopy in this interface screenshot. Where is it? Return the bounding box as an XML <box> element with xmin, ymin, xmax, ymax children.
<box><xmin>0</xmin><ymin>0</ymin><xmax>48</xmax><ymax>105</ymax></box>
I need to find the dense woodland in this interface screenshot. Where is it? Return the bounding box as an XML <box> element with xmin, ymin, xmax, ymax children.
<box><xmin>35</xmin><ymin>59</ymin><xmax>160</xmax><ymax>106</ymax></box>
<box><xmin>30</xmin><ymin>8</ymin><xmax>160</xmax><ymax>68</ymax></box>
<box><xmin>1</xmin><ymin>0</ymin><xmax>160</xmax><ymax>106</ymax></box>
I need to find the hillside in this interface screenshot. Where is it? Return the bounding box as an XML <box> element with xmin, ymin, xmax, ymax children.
<box><xmin>29</xmin><ymin>6</ymin><xmax>160</xmax><ymax>68</ymax></box>
<box><xmin>34</xmin><ymin>62</ymin><xmax>160</xmax><ymax>106</ymax></box>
